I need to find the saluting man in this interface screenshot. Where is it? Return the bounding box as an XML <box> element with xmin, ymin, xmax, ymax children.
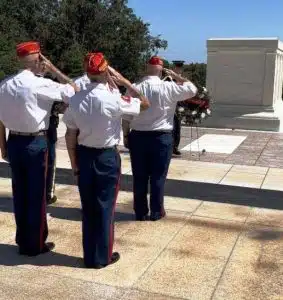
<box><xmin>63</xmin><ymin>52</ymin><xmax>150</xmax><ymax>269</ymax></box>
<box><xmin>0</xmin><ymin>41</ymin><xmax>79</xmax><ymax>256</ymax></box>
<box><xmin>172</xmin><ymin>60</ymin><xmax>185</xmax><ymax>156</ymax></box>
<box><xmin>45</xmin><ymin>99</ymin><xmax>68</xmax><ymax>205</ymax></box>
<box><xmin>36</xmin><ymin>65</ymin><xmax>68</xmax><ymax>206</ymax></box>
<box><xmin>124</xmin><ymin>56</ymin><xmax>197</xmax><ymax>221</ymax></box>
<box><xmin>163</xmin><ymin>60</ymin><xmax>185</xmax><ymax>156</ymax></box>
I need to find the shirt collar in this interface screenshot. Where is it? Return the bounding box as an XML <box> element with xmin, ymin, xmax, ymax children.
<box><xmin>142</xmin><ymin>75</ymin><xmax>162</xmax><ymax>82</ymax></box>
<box><xmin>19</xmin><ymin>69</ymin><xmax>35</xmax><ymax>77</ymax></box>
<box><xmin>90</xmin><ymin>82</ymin><xmax>112</xmax><ymax>92</ymax></box>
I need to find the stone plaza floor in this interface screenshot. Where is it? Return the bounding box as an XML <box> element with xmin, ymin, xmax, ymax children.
<box><xmin>0</xmin><ymin>123</ymin><xmax>283</xmax><ymax>299</ymax></box>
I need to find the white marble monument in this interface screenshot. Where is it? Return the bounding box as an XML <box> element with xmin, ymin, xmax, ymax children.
<box><xmin>205</xmin><ymin>38</ymin><xmax>283</xmax><ymax>131</ymax></box>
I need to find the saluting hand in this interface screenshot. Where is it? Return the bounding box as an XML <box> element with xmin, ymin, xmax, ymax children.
<box><xmin>163</xmin><ymin>68</ymin><xmax>189</xmax><ymax>84</ymax></box>
<box><xmin>108</xmin><ymin>66</ymin><xmax>131</xmax><ymax>88</ymax></box>
<box><xmin>163</xmin><ymin>68</ymin><xmax>177</xmax><ymax>77</ymax></box>
<box><xmin>39</xmin><ymin>53</ymin><xmax>57</xmax><ymax>73</ymax></box>
<box><xmin>39</xmin><ymin>53</ymin><xmax>80</xmax><ymax>92</ymax></box>
<box><xmin>37</xmin><ymin>61</ymin><xmax>47</xmax><ymax>76</ymax></box>
<box><xmin>109</xmin><ymin>66</ymin><xmax>150</xmax><ymax>110</ymax></box>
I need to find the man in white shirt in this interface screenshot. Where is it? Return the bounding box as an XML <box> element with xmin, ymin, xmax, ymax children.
<box><xmin>63</xmin><ymin>52</ymin><xmax>150</xmax><ymax>269</ymax></box>
<box><xmin>35</xmin><ymin>66</ymin><xmax>69</xmax><ymax>206</ymax></box>
<box><xmin>74</xmin><ymin>73</ymin><xmax>90</xmax><ymax>90</ymax></box>
<box><xmin>124</xmin><ymin>56</ymin><xmax>197</xmax><ymax>221</ymax></box>
<box><xmin>0</xmin><ymin>41</ymin><xmax>79</xmax><ymax>256</ymax></box>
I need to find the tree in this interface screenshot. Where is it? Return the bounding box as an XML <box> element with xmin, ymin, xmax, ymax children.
<box><xmin>183</xmin><ymin>63</ymin><xmax>207</xmax><ymax>87</ymax></box>
<box><xmin>0</xmin><ymin>0</ymin><xmax>168</xmax><ymax>81</ymax></box>
<box><xmin>0</xmin><ymin>0</ymin><xmax>59</xmax><ymax>80</ymax></box>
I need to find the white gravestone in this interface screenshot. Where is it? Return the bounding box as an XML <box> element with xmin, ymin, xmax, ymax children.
<box><xmin>205</xmin><ymin>38</ymin><xmax>283</xmax><ymax>131</ymax></box>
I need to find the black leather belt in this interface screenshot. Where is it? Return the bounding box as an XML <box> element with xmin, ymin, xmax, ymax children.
<box><xmin>131</xmin><ymin>130</ymin><xmax>172</xmax><ymax>134</ymax></box>
<box><xmin>79</xmin><ymin>144</ymin><xmax>118</xmax><ymax>150</ymax></box>
<box><xmin>10</xmin><ymin>130</ymin><xmax>47</xmax><ymax>137</ymax></box>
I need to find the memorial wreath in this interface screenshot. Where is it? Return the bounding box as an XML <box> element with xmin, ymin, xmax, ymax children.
<box><xmin>177</xmin><ymin>85</ymin><xmax>212</xmax><ymax>126</ymax></box>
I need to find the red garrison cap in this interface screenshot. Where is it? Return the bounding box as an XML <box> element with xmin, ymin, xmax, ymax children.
<box><xmin>148</xmin><ymin>56</ymin><xmax>164</xmax><ymax>66</ymax></box>
<box><xmin>16</xmin><ymin>41</ymin><xmax>40</xmax><ymax>57</ymax></box>
<box><xmin>85</xmin><ymin>52</ymin><xmax>108</xmax><ymax>75</ymax></box>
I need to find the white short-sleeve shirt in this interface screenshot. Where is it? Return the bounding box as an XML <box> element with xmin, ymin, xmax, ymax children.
<box><xmin>0</xmin><ymin>70</ymin><xmax>75</xmax><ymax>132</ymax></box>
<box><xmin>127</xmin><ymin>76</ymin><xmax>197</xmax><ymax>131</ymax></box>
<box><xmin>63</xmin><ymin>82</ymin><xmax>140</xmax><ymax>148</ymax></box>
<box><xmin>74</xmin><ymin>74</ymin><xmax>91</xmax><ymax>91</ymax></box>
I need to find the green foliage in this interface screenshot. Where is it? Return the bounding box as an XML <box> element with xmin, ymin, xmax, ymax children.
<box><xmin>183</xmin><ymin>63</ymin><xmax>207</xmax><ymax>87</ymax></box>
<box><xmin>60</xmin><ymin>43</ymin><xmax>86</xmax><ymax>78</ymax></box>
<box><xmin>0</xmin><ymin>0</ymin><xmax>168</xmax><ymax>81</ymax></box>
<box><xmin>0</xmin><ymin>0</ymin><xmax>207</xmax><ymax>85</ymax></box>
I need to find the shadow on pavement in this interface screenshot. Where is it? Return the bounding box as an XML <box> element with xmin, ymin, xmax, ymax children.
<box><xmin>1</xmin><ymin>161</ymin><xmax>283</xmax><ymax>210</ymax></box>
<box><xmin>247</xmin><ymin>229</ymin><xmax>283</xmax><ymax>241</ymax></box>
<box><xmin>0</xmin><ymin>195</ymin><xmax>134</xmax><ymax>223</ymax></box>
<box><xmin>0</xmin><ymin>243</ymin><xmax>81</xmax><ymax>268</ymax></box>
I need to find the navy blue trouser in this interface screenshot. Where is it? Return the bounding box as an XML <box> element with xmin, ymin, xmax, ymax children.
<box><xmin>77</xmin><ymin>145</ymin><xmax>121</xmax><ymax>266</ymax></box>
<box><xmin>128</xmin><ymin>130</ymin><xmax>173</xmax><ymax>218</ymax></box>
<box><xmin>7</xmin><ymin>134</ymin><xmax>48</xmax><ymax>254</ymax></box>
<box><xmin>46</xmin><ymin>139</ymin><xmax>56</xmax><ymax>201</ymax></box>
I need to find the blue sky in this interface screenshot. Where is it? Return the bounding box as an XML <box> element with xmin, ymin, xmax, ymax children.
<box><xmin>127</xmin><ymin>0</ymin><xmax>283</xmax><ymax>63</ymax></box>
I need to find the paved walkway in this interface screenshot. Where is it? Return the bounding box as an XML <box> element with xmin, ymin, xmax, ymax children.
<box><xmin>56</xmin><ymin>122</ymin><xmax>283</xmax><ymax>167</ymax></box>
<box><xmin>175</xmin><ymin>127</ymin><xmax>283</xmax><ymax>168</ymax></box>
<box><xmin>0</xmin><ymin>122</ymin><xmax>283</xmax><ymax>299</ymax></box>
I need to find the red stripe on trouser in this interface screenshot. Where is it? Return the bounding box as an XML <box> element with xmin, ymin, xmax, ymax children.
<box><xmin>39</xmin><ymin>148</ymin><xmax>48</xmax><ymax>250</ymax></box>
<box><xmin>108</xmin><ymin>168</ymin><xmax>121</xmax><ymax>263</ymax></box>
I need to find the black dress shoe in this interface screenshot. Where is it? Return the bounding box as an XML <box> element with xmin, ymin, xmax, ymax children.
<box><xmin>135</xmin><ymin>215</ymin><xmax>148</xmax><ymax>221</ymax></box>
<box><xmin>85</xmin><ymin>252</ymin><xmax>120</xmax><ymax>269</ymax></box>
<box><xmin>41</xmin><ymin>242</ymin><xmax>55</xmax><ymax>254</ymax></box>
<box><xmin>150</xmin><ymin>212</ymin><xmax>166</xmax><ymax>221</ymax></box>
<box><xmin>19</xmin><ymin>242</ymin><xmax>55</xmax><ymax>256</ymax></box>
<box><xmin>173</xmin><ymin>149</ymin><xmax>181</xmax><ymax>156</ymax></box>
<box><xmin>47</xmin><ymin>195</ymin><xmax>57</xmax><ymax>205</ymax></box>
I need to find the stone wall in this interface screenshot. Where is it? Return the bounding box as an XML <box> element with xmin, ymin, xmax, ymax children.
<box><xmin>204</xmin><ymin>38</ymin><xmax>283</xmax><ymax>131</ymax></box>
